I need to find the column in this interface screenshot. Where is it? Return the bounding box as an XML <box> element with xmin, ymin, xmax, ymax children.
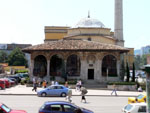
<box><xmin>45</xmin><ymin>60</ymin><xmax>50</xmax><ymax>82</ymax></box>
<box><xmin>80</xmin><ymin>60</ymin><xmax>87</xmax><ymax>81</ymax></box>
<box><xmin>95</xmin><ymin>59</ymin><xmax>102</xmax><ymax>83</ymax></box>
<box><xmin>117</xmin><ymin>60</ymin><xmax>120</xmax><ymax>79</ymax></box>
<box><xmin>30</xmin><ymin>60</ymin><xmax>34</xmax><ymax>80</ymax></box>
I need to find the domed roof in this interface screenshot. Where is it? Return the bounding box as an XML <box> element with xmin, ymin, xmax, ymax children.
<box><xmin>74</xmin><ymin>17</ymin><xmax>105</xmax><ymax>28</ymax></box>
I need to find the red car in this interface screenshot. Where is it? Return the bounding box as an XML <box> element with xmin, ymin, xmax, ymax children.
<box><xmin>0</xmin><ymin>103</ymin><xmax>27</xmax><ymax>113</ymax></box>
<box><xmin>0</xmin><ymin>80</ymin><xmax>5</xmax><ymax>90</ymax></box>
<box><xmin>1</xmin><ymin>79</ymin><xmax>11</xmax><ymax>88</ymax></box>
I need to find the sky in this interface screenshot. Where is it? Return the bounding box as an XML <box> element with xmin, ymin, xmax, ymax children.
<box><xmin>0</xmin><ymin>0</ymin><xmax>149</xmax><ymax>50</ymax></box>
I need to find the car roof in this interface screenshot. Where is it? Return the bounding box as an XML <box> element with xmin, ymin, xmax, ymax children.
<box><xmin>44</xmin><ymin>101</ymin><xmax>75</xmax><ymax>106</ymax></box>
<box><xmin>129</xmin><ymin>102</ymin><xmax>147</xmax><ymax>106</ymax></box>
<box><xmin>50</xmin><ymin>85</ymin><xmax>65</xmax><ymax>87</ymax></box>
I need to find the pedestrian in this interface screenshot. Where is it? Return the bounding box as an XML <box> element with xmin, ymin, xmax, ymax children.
<box><xmin>78</xmin><ymin>80</ymin><xmax>82</xmax><ymax>90</ymax></box>
<box><xmin>51</xmin><ymin>80</ymin><xmax>54</xmax><ymax>85</ymax></box>
<box><xmin>75</xmin><ymin>81</ymin><xmax>80</xmax><ymax>91</ymax></box>
<box><xmin>138</xmin><ymin>86</ymin><xmax>143</xmax><ymax>92</ymax></box>
<box><xmin>42</xmin><ymin>80</ymin><xmax>47</xmax><ymax>88</ymax></box>
<box><xmin>32</xmin><ymin>81</ymin><xmax>37</xmax><ymax>92</ymax></box>
<box><xmin>65</xmin><ymin>81</ymin><xmax>68</xmax><ymax>88</ymax></box>
<box><xmin>66</xmin><ymin>87</ymin><xmax>72</xmax><ymax>102</ymax></box>
<box><xmin>55</xmin><ymin>81</ymin><xmax>59</xmax><ymax>85</ymax></box>
<box><xmin>80</xmin><ymin>87</ymin><xmax>88</xmax><ymax>103</ymax></box>
<box><xmin>111</xmin><ymin>83</ymin><xmax>117</xmax><ymax>96</ymax></box>
<box><xmin>32</xmin><ymin>77</ymin><xmax>37</xmax><ymax>92</ymax></box>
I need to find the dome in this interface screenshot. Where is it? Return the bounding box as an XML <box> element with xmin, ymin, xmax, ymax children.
<box><xmin>74</xmin><ymin>17</ymin><xmax>105</xmax><ymax>28</ymax></box>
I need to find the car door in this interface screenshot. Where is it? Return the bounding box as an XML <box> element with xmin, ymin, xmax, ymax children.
<box><xmin>138</xmin><ymin>106</ymin><xmax>146</xmax><ymax>113</ymax></box>
<box><xmin>47</xmin><ymin>86</ymin><xmax>56</xmax><ymax>96</ymax></box>
<box><xmin>62</xmin><ymin>104</ymin><xmax>76</xmax><ymax>113</ymax></box>
<box><xmin>50</xmin><ymin>104</ymin><xmax>63</xmax><ymax>113</ymax></box>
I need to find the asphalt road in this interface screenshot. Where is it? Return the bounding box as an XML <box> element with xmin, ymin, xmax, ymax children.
<box><xmin>0</xmin><ymin>95</ymin><xmax>128</xmax><ymax>113</ymax></box>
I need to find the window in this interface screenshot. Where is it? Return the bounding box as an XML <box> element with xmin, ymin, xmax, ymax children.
<box><xmin>57</xmin><ymin>86</ymin><xmax>63</xmax><ymax>89</ymax></box>
<box><xmin>50</xmin><ymin>105</ymin><xmax>62</xmax><ymax>111</ymax></box>
<box><xmin>124</xmin><ymin>104</ymin><xmax>133</xmax><ymax>111</ymax></box>
<box><xmin>63</xmin><ymin>105</ymin><xmax>76</xmax><ymax>112</ymax></box>
<box><xmin>138</xmin><ymin>106</ymin><xmax>146</xmax><ymax>112</ymax></box>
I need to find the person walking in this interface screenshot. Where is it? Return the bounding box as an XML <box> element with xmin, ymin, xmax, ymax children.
<box><xmin>80</xmin><ymin>87</ymin><xmax>88</xmax><ymax>103</ymax></box>
<box><xmin>66</xmin><ymin>87</ymin><xmax>72</xmax><ymax>102</ymax></box>
<box><xmin>42</xmin><ymin>80</ymin><xmax>47</xmax><ymax>88</ymax></box>
<box><xmin>111</xmin><ymin>83</ymin><xmax>117</xmax><ymax>96</ymax></box>
<box><xmin>65</xmin><ymin>81</ymin><xmax>68</xmax><ymax>88</ymax></box>
<box><xmin>32</xmin><ymin>77</ymin><xmax>37</xmax><ymax>92</ymax></box>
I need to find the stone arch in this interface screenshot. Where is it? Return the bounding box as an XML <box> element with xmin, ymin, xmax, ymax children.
<box><xmin>66</xmin><ymin>54</ymin><xmax>81</xmax><ymax>76</ymax></box>
<box><xmin>102</xmin><ymin>54</ymin><xmax>117</xmax><ymax>77</ymax></box>
<box><xmin>33</xmin><ymin>55</ymin><xmax>47</xmax><ymax>78</ymax></box>
<box><xmin>50</xmin><ymin>54</ymin><xmax>65</xmax><ymax>77</ymax></box>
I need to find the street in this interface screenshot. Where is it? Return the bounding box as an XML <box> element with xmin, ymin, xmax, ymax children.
<box><xmin>0</xmin><ymin>95</ymin><xmax>128</xmax><ymax>113</ymax></box>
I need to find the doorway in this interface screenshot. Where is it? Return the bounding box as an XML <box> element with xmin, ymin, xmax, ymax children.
<box><xmin>88</xmin><ymin>69</ymin><xmax>94</xmax><ymax>80</ymax></box>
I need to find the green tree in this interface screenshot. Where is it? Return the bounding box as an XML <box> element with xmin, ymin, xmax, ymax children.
<box><xmin>126</xmin><ymin>62</ymin><xmax>130</xmax><ymax>82</ymax></box>
<box><xmin>132</xmin><ymin>62</ymin><xmax>135</xmax><ymax>82</ymax></box>
<box><xmin>134</xmin><ymin>55</ymin><xmax>147</xmax><ymax>70</ymax></box>
<box><xmin>0</xmin><ymin>50</ymin><xmax>8</xmax><ymax>63</ymax></box>
<box><xmin>7</xmin><ymin>47</ymin><xmax>27</xmax><ymax>66</ymax></box>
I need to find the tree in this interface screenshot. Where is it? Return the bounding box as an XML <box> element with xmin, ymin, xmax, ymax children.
<box><xmin>126</xmin><ymin>62</ymin><xmax>130</xmax><ymax>82</ymax></box>
<box><xmin>0</xmin><ymin>50</ymin><xmax>8</xmax><ymax>63</ymax></box>
<box><xmin>132</xmin><ymin>62</ymin><xmax>135</xmax><ymax>82</ymax></box>
<box><xmin>7</xmin><ymin>47</ymin><xmax>27</xmax><ymax>66</ymax></box>
<box><xmin>134</xmin><ymin>55</ymin><xmax>147</xmax><ymax>70</ymax></box>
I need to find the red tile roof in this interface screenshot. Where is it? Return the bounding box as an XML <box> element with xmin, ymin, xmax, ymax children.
<box><xmin>22</xmin><ymin>40</ymin><xmax>129</xmax><ymax>53</ymax></box>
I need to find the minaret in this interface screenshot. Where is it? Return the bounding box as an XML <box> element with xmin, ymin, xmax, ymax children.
<box><xmin>114</xmin><ymin>0</ymin><xmax>124</xmax><ymax>47</ymax></box>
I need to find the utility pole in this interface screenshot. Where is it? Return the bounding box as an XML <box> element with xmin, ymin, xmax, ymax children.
<box><xmin>142</xmin><ymin>65</ymin><xmax>150</xmax><ymax>113</ymax></box>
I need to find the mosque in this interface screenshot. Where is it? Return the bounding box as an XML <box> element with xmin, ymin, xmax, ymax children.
<box><xmin>23</xmin><ymin>0</ymin><xmax>134</xmax><ymax>84</ymax></box>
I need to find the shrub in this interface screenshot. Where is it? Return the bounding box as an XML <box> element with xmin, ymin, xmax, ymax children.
<box><xmin>108</xmin><ymin>82</ymin><xmax>136</xmax><ymax>85</ymax></box>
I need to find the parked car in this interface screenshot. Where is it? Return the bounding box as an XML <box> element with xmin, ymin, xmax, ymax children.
<box><xmin>39</xmin><ymin>101</ymin><xmax>94</xmax><ymax>113</ymax></box>
<box><xmin>122</xmin><ymin>103</ymin><xmax>146</xmax><ymax>113</ymax></box>
<box><xmin>0</xmin><ymin>79</ymin><xmax>11</xmax><ymax>88</ymax></box>
<box><xmin>0</xmin><ymin>103</ymin><xmax>27</xmax><ymax>113</ymax></box>
<box><xmin>0</xmin><ymin>80</ymin><xmax>5</xmax><ymax>90</ymax></box>
<box><xmin>8</xmin><ymin>75</ymin><xmax>21</xmax><ymax>83</ymax></box>
<box><xmin>128</xmin><ymin>94</ymin><xmax>146</xmax><ymax>104</ymax></box>
<box><xmin>37</xmin><ymin>85</ymin><xmax>69</xmax><ymax>97</ymax></box>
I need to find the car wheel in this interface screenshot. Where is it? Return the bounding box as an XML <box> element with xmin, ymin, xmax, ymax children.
<box><xmin>0</xmin><ymin>87</ymin><xmax>2</xmax><ymax>90</ymax></box>
<box><xmin>61</xmin><ymin>92</ymin><xmax>67</xmax><ymax>97</ymax></box>
<box><xmin>41</xmin><ymin>92</ymin><xmax>47</xmax><ymax>97</ymax></box>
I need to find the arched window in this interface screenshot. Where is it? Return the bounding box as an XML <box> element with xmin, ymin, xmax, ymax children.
<box><xmin>33</xmin><ymin>55</ymin><xmax>47</xmax><ymax>78</ymax></box>
<box><xmin>102</xmin><ymin>55</ymin><xmax>117</xmax><ymax>77</ymax></box>
<box><xmin>66</xmin><ymin>54</ymin><xmax>80</xmax><ymax>76</ymax></box>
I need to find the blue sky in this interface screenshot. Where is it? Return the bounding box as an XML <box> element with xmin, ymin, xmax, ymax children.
<box><xmin>0</xmin><ymin>0</ymin><xmax>149</xmax><ymax>49</ymax></box>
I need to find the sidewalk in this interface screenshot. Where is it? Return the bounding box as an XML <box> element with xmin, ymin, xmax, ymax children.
<box><xmin>0</xmin><ymin>85</ymin><xmax>144</xmax><ymax>97</ymax></box>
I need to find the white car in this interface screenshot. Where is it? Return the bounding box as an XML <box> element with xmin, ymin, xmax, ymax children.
<box><xmin>122</xmin><ymin>103</ymin><xmax>146</xmax><ymax>113</ymax></box>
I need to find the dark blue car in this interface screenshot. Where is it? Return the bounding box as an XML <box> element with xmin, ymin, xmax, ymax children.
<box><xmin>39</xmin><ymin>101</ymin><xmax>94</xmax><ymax>113</ymax></box>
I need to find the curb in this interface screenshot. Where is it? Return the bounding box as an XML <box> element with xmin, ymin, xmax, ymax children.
<box><xmin>0</xmin><ymin>94</ymin><xmax>137</xmax><ymax>97</ymax></box>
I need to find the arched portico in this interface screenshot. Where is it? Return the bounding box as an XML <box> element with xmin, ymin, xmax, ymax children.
<box><xmin>50</xmin><ymin>54</ymin><xmax>65</xmax><ymax>79</ymax></box>
<box><xmin>102</xmin><ymin>55</ymin><xmax>117</xmax><ymax>77</ymax></box>
<box><xmin>33</xmin><ymin>55</ymin><xmax>47</xmax><ymax>78</ymax></box>
<box><xmin>66</xmin><ymin>54</ymin><xmax>81</xmax><ymax>76</ymax></box>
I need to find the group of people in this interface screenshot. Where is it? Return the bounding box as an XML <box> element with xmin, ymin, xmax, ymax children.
<box><xmin>32</xmin><ymin>77</ymin><xmax>60</xmax><ymax>92</ymax></box>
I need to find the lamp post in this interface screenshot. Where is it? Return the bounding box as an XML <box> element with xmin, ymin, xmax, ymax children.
<box><xmin>142</xmin><ymin>64</ymin><xmax>150</xmax><ymax>113</ymax></box>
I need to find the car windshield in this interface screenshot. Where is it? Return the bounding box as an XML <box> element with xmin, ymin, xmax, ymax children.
<box><xmin>1</xmin><ymin>104</ymin><xmax>11</xmax><ymax>112</ymax></box>
<box><xmin>124</xmin><ymin>104</ymin><xmax>133</xmax><ymax>111</ymax></box>
<box><xmin>137</xmin><ymin>94</ymin><xmax>144</xmax><ymax>99</ymax></box>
